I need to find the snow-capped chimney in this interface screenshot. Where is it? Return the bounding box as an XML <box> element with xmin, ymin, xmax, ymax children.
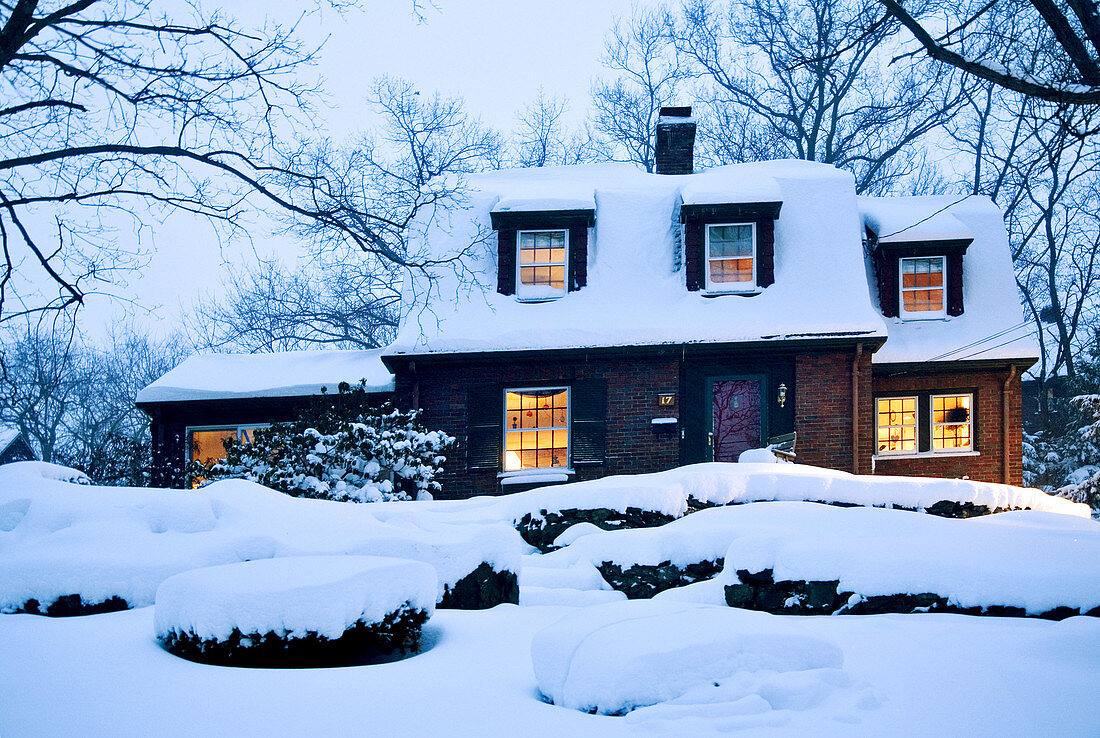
<box><xmin>654</xmin><ymin>106</ymin><xmax>696</xmax><ymax>175</ymax></box>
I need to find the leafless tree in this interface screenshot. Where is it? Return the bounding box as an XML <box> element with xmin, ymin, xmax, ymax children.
<box><xmin>880</xmin><ymin>0</ymin><xmax>1100</xmax><ymax>106</ymax></box>
<box><xmin>672</xmin><ymin>0</ymin><xmax>965</xmax><ymax>193</ymax></box>
<box><xmin>0</xmin><ymin>1</ymin><xmax>461</xmax><ymax>326</ymax></box>
<box><xmin>511</xmin><ymin>88</ymin><xmax>607</xmax><ymax>167</ymax></box>
<box><xmin>192</xmin><ymin>257</ymin><xmax>400</xmax><ymax>352</ymax></box>
<box><xmin>590</xmin><ymin>4</ymin><xmax>686</xmax><ymax>172</ymax></box>
<box><xmin>0</xmin><ymin>315</ymin><xmax>186</xmax><ymax>471</ymax></box>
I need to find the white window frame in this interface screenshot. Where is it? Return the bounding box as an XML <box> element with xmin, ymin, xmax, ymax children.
<box><xmin>899</xmin><ymin>255</ymin><xmax>947</xmax><ymax>320</ymax></box>
<box><xmin>184</xmin><ymin>423</ymin><xmax>270</xmax><ymax>466</ymax></box>
<box><xmin>501</xmin><ymin>386</ymin><xmax>571</xmax><ymax>474</ymax></box>
<box><xmin>875</xmin><ymin>395</ymin><xmax>919</xmax><ymax>456</ymax></box>
<box><xmin>704</xmin><ymin>222</ymin><xmax>757</xmax><ymax>293</ymax></box>
<box><xmin>515</xmin><ymin>229</ymin><xmax>568</xmax><ymax>301</ymax></box>
<box><xmin>931</xmin><ymin>392</ymin><xmax>974</xmax><ymax>453</ymax></box>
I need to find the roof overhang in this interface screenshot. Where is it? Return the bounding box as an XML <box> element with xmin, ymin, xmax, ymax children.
<box><xmin>872</xmin><ymin>356</ymin><xmax>1039</xmax><ymax>376</ymax></box>
<box><xmin>680</xmin><ymin>201</ymin><xmax>782</xmax><ymax>222</ymax></box>
<box><xmin>489</xmin><ymin>209</ymin><xmax>596</xmax><ymax>230</ymax></box>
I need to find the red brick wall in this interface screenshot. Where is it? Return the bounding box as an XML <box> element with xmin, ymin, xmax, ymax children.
<box><xmin>397</xmin><ymin>356</ymin><xmax>681</xmax><ymax>500</ymax></box>
<box><xmin>871</xmin><ymin>367</ymin><xmax>1022</xmax><ymax>485</ymax></box>
<box><xmin>795</xmin><ymin>349</ymin><xmax>874</xmax><ymax>475</ymax></box>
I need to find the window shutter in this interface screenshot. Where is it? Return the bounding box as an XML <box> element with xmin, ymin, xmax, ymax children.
<box><xmin>466</xmin><ymin>386</ymin><xmax>502</xmax><ymax>470</ymax></box>
<box><xmin>685</xmin><ymin>222</ymin><xmax>704</xmax><ymax>291</ymax></box>
<box><xmin>756</xmin><ymin>219</ymin><xmax>775</xmax><ymax>287</ymax></box>
<box><xmin>877</xmin><ymin>252</ymin><xmax>899</xmax><ymax>317</ymax></box>
<box><xmin>569</xmin><ymin>225</ymin><xmax>588</xmax><ymax>291</ymax></box>
<box><xmin>947</xmin><ymin>251</ymin><xmax>964</xmax><ymax>316</ymax></box>
<box><xmin>571</xmin><ymin>380</ymin><xmax>607</xmax><ymax>465</ymax></box>
<box><xmin>497</xmin><ymin>230</ymin><xmax>516</xmax><ymax>296</ymax></box>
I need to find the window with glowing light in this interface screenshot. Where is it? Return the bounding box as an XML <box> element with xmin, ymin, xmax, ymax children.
<box><xmin>899</xmin><ymin>256</ymin><xmax>945</xmax><ymax>318</ymax></box>
<box><xmin>186</xmin><ymin>425</ymin><xmax>269</xmax><ymax>486</ymax></box>
<box><xmin>706</xmin><ymin>223</ymin><xmax>755</xmax><ymax>290</ymax></box>
<box><xmin>517</xmin><ymin>230</ymin><xmax>567</xmax><ymax>299</ymax></box>
<box><xmin>876</xmin><ymin>397</ymin><xmax>917</xmax><ymax>454</ymax></box>
<box><xmin>503</xmin><ymin>388</ymin><xmax>569</xmax><ymax>471</ymax></box>
<box><xmin>932</xmin><ymin>394</ymin><xmax>972</xmax><ymax>451</ymax></box>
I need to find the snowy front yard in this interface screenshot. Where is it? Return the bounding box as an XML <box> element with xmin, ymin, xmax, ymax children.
<box><xmin>1</xmin><ymin>461</ymin><xmax>1099</xmax><ymax>736</ymax></box>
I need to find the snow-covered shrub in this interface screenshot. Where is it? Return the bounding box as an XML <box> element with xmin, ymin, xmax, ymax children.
<box><xmin>203</xmin><ymin>381</ymin><xmax>454</xmax><ymax>501</ymax></box>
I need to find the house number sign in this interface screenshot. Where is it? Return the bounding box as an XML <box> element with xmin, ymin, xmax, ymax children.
<box><xmin>657</xmin><ymin>393</ymin><xmax>676</xmax><ymax>407</ymax></box>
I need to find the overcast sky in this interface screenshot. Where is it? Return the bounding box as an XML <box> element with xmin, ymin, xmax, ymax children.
<box><xmin>78</xmin><ymin>0</ymin><xmax>641</xmax><ymax>340</ymax></box>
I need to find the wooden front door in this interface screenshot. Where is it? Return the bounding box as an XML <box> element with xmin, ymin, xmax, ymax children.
<box><xmin>710</xmin><ymin>377</ymin><xmax>763</xmax><ymax>462</ymax></box>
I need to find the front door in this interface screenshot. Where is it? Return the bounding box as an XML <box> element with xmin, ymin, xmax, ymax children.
<box><xmin>710</xmin><ymin>378</ymin><xmax>763</xmax><ymax>462</ymax></box>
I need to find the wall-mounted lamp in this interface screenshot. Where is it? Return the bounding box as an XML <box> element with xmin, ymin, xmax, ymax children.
<box><xmin>777</xmin><ymin>383</ymin><xmax>788</xmax><ymax>408</ymax></box>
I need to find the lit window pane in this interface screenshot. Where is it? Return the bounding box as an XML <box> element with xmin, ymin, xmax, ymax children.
<box><xmin>901</xmin><ymin>257</ymin><xmax>945</xmax><ymax>314</ymax></box>
<box><xmin>933</xmin><ymin>394</ymin><xmax>972</xmax><ymax>451</ymax></box>
<box><xmin>518</xmin><ymin>231</ymin><xmax>567</xmax><ymax>293</ymax></box>
<box><xmin>875</xmin><ymin>397</ymin><xmax>917</xmax><ymax>453</ymax></box>
<box><xmin>503</xmin><ymin>388</ymin><xmax>569</xmax><ymax>469</ymax></box>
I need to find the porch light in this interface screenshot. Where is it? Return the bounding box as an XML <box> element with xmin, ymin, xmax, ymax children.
<box><xmin>777</xmin><ymin>383</ymin><xmax>788</xmax><ymax>408</ymax></box>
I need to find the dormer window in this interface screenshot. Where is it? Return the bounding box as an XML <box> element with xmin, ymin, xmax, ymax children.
<box><xmin>517</xmin><ymin>230</ymin><xmax>567</xmax><ymax>299</ymax></box>
<box><xmin>681</xmin><ymin>201</ymin><xmax>781</xmax><ymax>293</ymax></box>
<box><xmin>899</xmin><ymin>256</ymin><xmax>945</xmax><ymax>319</ymax></box>
<box><xmin>706</xmin><ymin>223</ymin><xmax>755</xmax><ymax>290</ymax></box>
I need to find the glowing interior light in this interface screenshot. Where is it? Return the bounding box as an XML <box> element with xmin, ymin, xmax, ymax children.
<box><xmin>504</xmin><ymin>450</ymin><xmax>522</xmax><ymax>471</ymax></box>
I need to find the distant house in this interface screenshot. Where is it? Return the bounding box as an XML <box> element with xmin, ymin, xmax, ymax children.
<box><xmin>0</xmin><ymin>425</ymin><xmax>37</xmax><ymax>466</ymax></box>
<box><xmin>142</xmin><ymin>108</ymin><xmax>1038</xmax><ymax>495</ymax></box>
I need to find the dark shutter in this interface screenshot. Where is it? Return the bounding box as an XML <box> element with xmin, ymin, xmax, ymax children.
<box><xmin>466</xmin><ymin>386</ymin><xmax>503</xmax><ymax>470</ymax></box>
<box><xmin>497</xmin><ymin>230</ymin><xmax>516</xmax><ymax>296</ymax></box>
<box><xmin>684</xmin><ymin>222</ymin><xmax>704</xmax><ymax>292</ymax></box>
<box><xmin>877</xmin><ymin>252</ymin><xmax>899</xmax><ymax>317</ymax></box>
<box><xmin>947</xmin><ymin>251</ymin><xmax>964</xmax><ymax>316</ymax></box>
<box><xmin>571</xmin><ymin>380</ymin><xmax>607</xmax><ymax>465</ymax></box>
<box><xmin>569</xmin><ymin>225</ymin><xmax>588</xmax><ymax>291</ymax></box>
<box><xmin>755</xmin><ymin>219</ymin><xmax>775</xmax><ymax>287</ymax></box>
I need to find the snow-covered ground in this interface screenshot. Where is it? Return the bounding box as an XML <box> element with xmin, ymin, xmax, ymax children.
<box><xmin>2</xmin><ymin>460</ymin><xmax>1098</xmax><ymax>735</ymax></box>
<box><xmin>1</xmin><ymin>604</ymin><xmax>1098</xmax><ymax>736</ymax></box>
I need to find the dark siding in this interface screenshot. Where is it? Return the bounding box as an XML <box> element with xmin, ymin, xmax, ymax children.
<box><xmin>756</xmin><ymin>219</ymin><xmax>775</xmax><ymax>288</ymax></box>
<box><xmin>685</xmin><ymin>221</ymin><xmax>705</xmax><ymax>292</ymax></box>
<box><xmin>497</xmin><ymin>229</ymin><xmax>516</xmax><ymax>295</ymax></box>
<box><xmin>947</xmin><ymin>251</ymin><xmax>965</xmax><ymax>316</ymax></box>
<box><xmin>466</xmin><ymin>385</ymin><xmax>503</xmax><ymax>471</ymax></box>
<box><xmin>571</xmin><ymin>379</ymin><xmax>607</xmax><ymax>465</ymax></box>
<box><xmin>878</xmin><ymin>252</ymin><xmax>899</xmax><ymax>317</ymax></box>
<box><xmin>569</xmin><ymin>224</ymin><xmax>588</xmax><ymax>291</ymax></box>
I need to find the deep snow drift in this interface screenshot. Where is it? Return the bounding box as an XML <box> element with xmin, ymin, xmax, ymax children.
<box><xmin>0</xmin><ymin>462</ymin><xmax>521</xmax><ymax>612</ymax></box>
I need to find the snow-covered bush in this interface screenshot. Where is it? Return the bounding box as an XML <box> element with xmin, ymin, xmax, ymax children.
<box><xmin>203</xmin><ymin>381</ymin><xmax>454</xmax><ymax>501</ymax></box>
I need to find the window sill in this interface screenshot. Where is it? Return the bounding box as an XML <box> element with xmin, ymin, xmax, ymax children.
<box><xmin>897</xmin><ymin>315</ymin><xmax>949</xmax><ymax>322</ymax></box>
<box><xmin>703</xmin><ymin>289</ymin><xmax>761</xmax><ymax>297</ymax></box>
<box><xmin>498</xmin><ymin>469</ymin><xmax>575</xmax><ymax>485</ymax></box>
<box><xmin>516</xmin><ymin>295</ymin><xmax>565</xmax><ymax>303</ymax></box>
<box><xmin>875</xmin><ymin>450</ymin><xmax>979</xmax><ymax>460</ymax></box>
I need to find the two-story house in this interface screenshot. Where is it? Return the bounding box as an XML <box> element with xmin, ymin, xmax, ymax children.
<box><xmin>140</xmin><ymin>108</ymin><xmax>1038</xmax><ymax>496</ymax></box>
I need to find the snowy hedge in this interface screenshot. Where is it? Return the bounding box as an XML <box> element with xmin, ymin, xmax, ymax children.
<box><xmin>0</xmin><ymin>463</ymin><xmax>520</xmax><ymax>615</ymax></box>
<box><xmin>204</xmin><ymin>382</ymin><xmax>454</xmax><ymax>502</ymax></box>
<box><xmin>155</xmin><ymin>556</ymin><xmax>437</xmax><ymax>667</ymax></box>
<box><xmin>504</xmin><ymin>463</ymin><xmax>1088</xmax><ymax>551</ymax></box>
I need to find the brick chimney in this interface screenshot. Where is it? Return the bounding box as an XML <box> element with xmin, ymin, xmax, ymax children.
<box><xmin>654</xmin><ymin>106</ymin><xmax>696</xmax><ymax>175</ymax></box>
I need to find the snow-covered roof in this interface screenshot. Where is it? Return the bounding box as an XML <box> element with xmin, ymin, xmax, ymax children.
<box><xmin>859</xmin><ymin>195</ymin><xmax>1038</xmax><ymax>365</ymax></box>
<box><xmin>136</xmin><ymin>349</ymin><xmax>394</xmax><ymax>404</ymax></box>
<box><xmin>391</xmin><ymin>160</ymin><xmax>889</xmax><ymax>357</ymax></box>
<box><xmin>0</xmin><ymin>424</ymin><xmax>21</xmax><ymax>454</ymax></box>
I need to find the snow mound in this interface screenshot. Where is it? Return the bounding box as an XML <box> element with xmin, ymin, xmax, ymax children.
<box><xmin>535</xmin><ymin>502</ymin><xmax>1100</xmax><ymax>614</ymax></box>
<box><xmin>713</xmin><ymin>502</ymin><xmax>1100</xmax><ymax>615</ymax></box>
<box><xmin>154</xmin><ymin>555</ymin><xmax>437</xmax><ymax>643</ymax></box>
<box><xmin>519</xmin><ymin>586</ymin><xmax>626</xmax><ymax>607</ymax></box>
<box><xmin>0</xmin><ymin>462</ymin><xmax>521</xmax><ymax>613</ymax></box>
<box><xmin>507</xmin><ymin>462</ymin><xmax>1086</xmax><ymax>524</ymax></box>
<box><xmin>531</xmin><ymin>600</ymin><xmax>844</xmax><ymax>715</ymax></box>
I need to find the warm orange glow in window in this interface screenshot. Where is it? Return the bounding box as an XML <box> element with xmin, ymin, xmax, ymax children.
<box><xmin>518</xmin><ymin>230</ymin><xmax>566</xmax><ymax>295</ymax></box>
<box><xmin>504</xmin><ymin>389</ymin><xmax>568</xmax><ymax>470</ymax></box>
<box><xmin>901</xmin><ymin>257</ymin><xmax>945</xmax><ymax>315</ymax></box>
<box><xmin>189</xmin><ymin>428</ymin><xmax>238</xmax><ymax>466</ymax></box>
<box><xmin>876</xmin><ymin>397</ymin><xmax>917</xmax><ymax>454</ymax></box>
<box><xmin>932</xmin><ymin>394</ymin><xmax>972</xmax><ymax>451</ymax></box>
<box><xmin>707</xmin><ymin>224</ymin><xmax>754</xmax><ymax>285</ymax></box>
